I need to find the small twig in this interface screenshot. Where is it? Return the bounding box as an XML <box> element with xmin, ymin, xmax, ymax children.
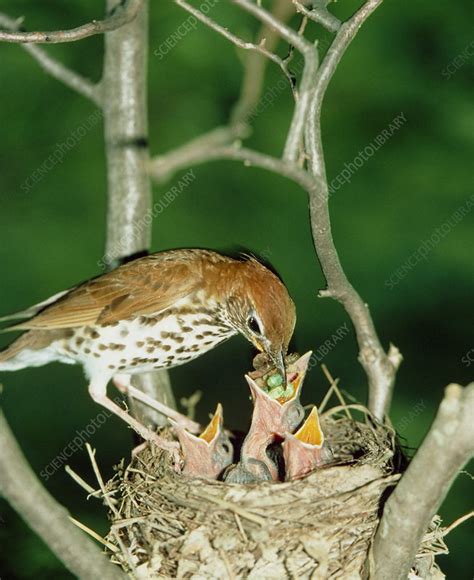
<box><xmin>369</xmin><ymin>383</ymin><xmax>474</xmax><ymax>579</ymax></box>
<box><xmin>234</xmin><ymin>513</ymin><xmax>249</xmax><ymax>543</ymax></box>
<box><xmin>292</xmin><ymin>0</ymin><xmax>342</xmax><ymax>33</ymax></box>
<box><xmin>442</xmin><ymin>510</ymin><xmax>474</xmax><ymax>537</ymax></box>
<box><xmin>317</xmin><ymin>376</ymin><xmax>340</xmax><ymax>412</ymax></box>
<box><xmin>230</xmin><ymin>0</ymin><xmax>296</xmax><ymax>127</ymax></box>
<box><xmin>196</xmin><ymin>491</ymin><xmax>266</xmax><ymax>526</ymax></box>
<box><xmin>219</xmin><ymin>549</ymin><xmax>236</xmax><ymax>580</ymax></box>
<box><xmin>180</xmin><ymin>390</ymin><xmax>203</xmax><ymax>421</ymax></box>
<box><xmin>175</xmin><ymin>0</ymin><xmax>292</xmax><ymax>80</ymax></box>
<box><xmin>86</xmin><ymin>443</ymin><xmax>120</xmax><ymax>517</ymax></box>
<box><xmin>65</xmin><ymin>465</ymin><xmax>96</xmax><ymax>495</ymax></box>
<box><xmin>69</xmin><ymin>516</ymin><xmax>120</xmax><ymax>553</ymax></box>
<box><xmin>0</xmin><ymin>14</ymin><xmax>101</xmax><ymax>104</ymax></box>
<box><xmin>319</xmin><ymin>365</ymin><xmax>352</xmax><ymax>419</ymax></box>
<box><xmin>24</xmin><ymin>44</ymin><xmax>102</xmax><ymax>104</ymax></box>
<box><xmin>0</xmin><ymin>0</ymin><xmax>142</xmax><ymax>43</ymax></box>
<box><xmin>306</xmin><ymin>0</ymin><xmax>384</xmax><ymax>176</ymax></box>
<box><xmin>323</xmin><ymin>403</ymin><xmax>376</xmax><ymax>418</ymax></box>
<box><xmin>152</xmin><ymin>0</ymin><xmax>296</xmax><ymax>185</ymax></box>
<box><xmin>231</xmin><ymin>0</ymin><xmax>313</xmax><ymax>56</ymax></box>
<box><xmin>111</xmin><ymin>529</ymin><xmax>138</xmax><ymax>574</ymax></box>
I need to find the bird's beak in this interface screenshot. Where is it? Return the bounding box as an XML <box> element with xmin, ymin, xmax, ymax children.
<box><xmin>270</xmin><ymin>349</ymin><xmax>286</xmax><ymax>386</ymax></box>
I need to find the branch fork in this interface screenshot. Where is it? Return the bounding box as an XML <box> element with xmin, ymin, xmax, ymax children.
<box><xmin>157</xmin><ymin>0</ymin><xmax>398</xmax><ymax>422</ymax></box>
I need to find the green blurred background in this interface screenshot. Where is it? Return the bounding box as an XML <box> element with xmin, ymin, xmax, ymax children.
<box><xmin>0</xmin><ymin>1</ymin><xmax>472</xmax><ymax>578</ymax></box>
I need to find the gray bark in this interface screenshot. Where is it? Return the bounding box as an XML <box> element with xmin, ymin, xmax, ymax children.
<box><xmin>103</xmin><ymin>0</ymin><xmax>176</xmax><ymax>427</ymax></box>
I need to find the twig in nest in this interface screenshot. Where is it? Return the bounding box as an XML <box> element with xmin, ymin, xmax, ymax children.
<box><xmin>195</xmin><ymin>491</ymin><xmax>266</xmax><ymax>526</ymax></box>
<box><xmin>234</xmin><ymin>513</ymin><xmax>248</xmax><ymax>542</ymax></box>
<box><xmin>86</xmin><ymin>443</ymin><xmax>120</xmax><ymax>517</ymax></box>
<box><xmin>319</xmin><ymin>364</ymin><xmax>353</xmax><ymax>420</ymax></box>
<box><xmin>180</xmin><ymin>389</ymin><xmax>202</xmax><ymax>420</ymax></box>
<box><xmin>69</xmin><ymin>516</ymin><xmax>120</xmax><ymax>553</ymax></box>
<box><xmin>65</xmin><ymin>465</ymin><xmax>97</xmax><ymax>496</ymax></box>
<box><xmin>442</xmin><ymin>510</ymin><xmax>474</xmax><ymax>537</ymax></box>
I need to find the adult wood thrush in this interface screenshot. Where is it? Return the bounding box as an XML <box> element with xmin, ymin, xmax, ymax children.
<box><xmin>0</xmin><ymin>249</ymin><xmax>296</xmax><ymax>449</ymax></box>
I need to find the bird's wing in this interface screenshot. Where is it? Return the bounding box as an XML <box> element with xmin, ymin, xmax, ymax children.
<box><xmin>0</xmin><ymin>289</ymin><xmax>73</xmax><ymax>322</ymax></box>
<box><xmin>5</xmin><ymin>254</ymin><xmax>202</xmax><ymax>331</ymax></box>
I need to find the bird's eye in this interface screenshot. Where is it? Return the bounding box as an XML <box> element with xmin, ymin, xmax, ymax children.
<box><xmin>247</xmin><ymin>316</ymin><xmax>262</xmax><ymax>335</ymax></box>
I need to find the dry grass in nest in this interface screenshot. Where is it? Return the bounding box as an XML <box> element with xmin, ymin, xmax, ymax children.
<box><xmin>98</xmin><ymin>403</ymin><xmax>448</xmax><ymax>579</ymax></box>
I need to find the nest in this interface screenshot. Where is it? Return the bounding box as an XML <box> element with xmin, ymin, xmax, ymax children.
<box><xmin>102</xmin><ymin>406</ymin><xmax>448</xmax><ymax>579</ymax></box>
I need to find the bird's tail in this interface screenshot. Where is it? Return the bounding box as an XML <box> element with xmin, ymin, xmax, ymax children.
<box><xmin>0</xmin><ymin>331</ymin><xmax>58</xmax><ymax>371</ymax></box>
<box><xmin>0</xmin><ymin>334</ymin><xmax>32</xmax><ymax>370</ymax></box>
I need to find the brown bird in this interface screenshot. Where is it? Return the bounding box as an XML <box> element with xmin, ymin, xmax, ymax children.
<box><xmin>0</xmin><ymin>249</ymin><xmax>296</xmax><ymax>450</ymax></box>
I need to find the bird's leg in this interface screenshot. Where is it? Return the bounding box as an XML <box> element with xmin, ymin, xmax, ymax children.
<box><xmin>112</xmin><ymin>374</ymin><xmax>201</xmax><ymax>433</ymax></box>
<box><xmin>88</xmin><ymin>379</ymin><xmax>180</xmax><ymax>462</ymax></box>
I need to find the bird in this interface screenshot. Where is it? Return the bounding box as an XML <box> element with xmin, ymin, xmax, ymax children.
<box><xmin>225</xmin><ymin>352</ymin><xmax>310</xmax><ymax>483</ymax></box>
<box><xmin>282</xmin><ymin>406</ymin><xmax>332</xmax><ymax>481</ymax></box>
<box><xmin>0</xmin><ymin>249</ymin><xmax>296</xmax><ymax>451</ymax></box>
<box><xmin>172</xmin><ymin>403</ymin><xmax>234</xmax><ymax>479</ymax></box>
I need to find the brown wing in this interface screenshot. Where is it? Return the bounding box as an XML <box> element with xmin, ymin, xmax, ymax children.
<box><xmin>7</xmin><ymin>252</ymin><xmax>204</xmax><ymax>331</ymax></box>
<box><xmin>0</xmin><ymin>288</ymin><xmax>73</xmax><ymax>323</ymax></box>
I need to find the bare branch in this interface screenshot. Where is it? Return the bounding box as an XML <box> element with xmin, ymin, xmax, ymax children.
<box><xmin>149</xmin><ymin>142</ymin><xmax>316</xmax><ymax>193</ymax></box>
<box><xmin>369</xmin><ymin>383</ymin><xmax>474</xmax><ymax>579</ymax></box>
<box><xmin>303</xmin><ymin>0</ymin><xmax>396</xmax><ymax>420</ymax></box>
<box><xmin>230</xmin><ymin>0</ymin><xmax>296</xmax><ymax>127</ymax></box>
<box><xmin>0</xmin><ymin>13</ymin><xmax>101</xmax><ymax>105</ymax></box>
<box><xmin>307</xmin><ymin>0</ymin><xmax>383</xmax><ymax>176</ymax></box>
<box><xmin>0</xmin><ymin>408</ymin><xmax>125</xmax><ymax>579</ymax></box>
<box><xmin>292</xmin><ymin>0</ymin><xmax>342</xmax><ymax>33</ymax></box>
<box><xmin>283</xmin><ymin>48</ymin><xmax>318</xmax><ymax>161</ymax></box>
<box><xmin>152</xmin><ymin>0</ymin><xmax>398</xmax><ymax>421</ymax></box>
<box><xmin>151</xmin><ymin>0</ymin><xmax>296</xmax><ymax>184</ymax></box>
<box><xmin>175</xmin><ymin>0</ymin><xmax>292</xmax><ymax>79</ymax></box>
<box><xmin>230</xmin><ymin>0</ymin><xmax>319</xmax><ymax>164</ymax></box>
<box><xmin>232</xmin><ymin>0</ymin><xmax>313</xmax><ymax>55</ymax></box>
<box><xmin>103</xmin><ymin>0</ymin><xmax>175</xmax><ymax>427</ymax></box>
<box><xmin>148</xmin><ymin>126</ymin><xmax>249</xmax><ymax>183</ymax></box>
<box><xmin>0</xmin><ymin>0</ymin><xmax>142</xmax><ymax>44</ymax></box>
<box><xmin>25</xmin><ymin>44</ymin><xmax>102</xmax><ymax>104</ymax></box>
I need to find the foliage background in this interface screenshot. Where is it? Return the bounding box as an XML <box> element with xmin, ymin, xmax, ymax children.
<box><xmin>0</xmin><ymin>1</ymin><xmax>472</xmax><ymax>578</ymax></box>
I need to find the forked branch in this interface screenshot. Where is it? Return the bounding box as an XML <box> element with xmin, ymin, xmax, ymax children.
<box><xmin>176</xmin><ymin>0</ymin><xmax>292</xmax><ymax>78</ymax></box>
<box><xmin>292</xmin><ymin>0</ymin><xmax>342</xmax><ymax>33</ymax></box>
<box><xmin>153</xmin><ymin>0</ymin><xmax>399</xmax><ymax>420</ymax></box>
<box><xmin>0</xmin><ymin>12</ymin><xmax>102</xmax><ymax>104</ymax></box>
<box><xmin>304</xmin><ymin>0</ymin><xmax>401</xmax><ymax>420</ymax></box>
<box><xmin>151</xmin><ymin>0</ymin><xmax>296</xmax><ymax>183</ymax></box>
